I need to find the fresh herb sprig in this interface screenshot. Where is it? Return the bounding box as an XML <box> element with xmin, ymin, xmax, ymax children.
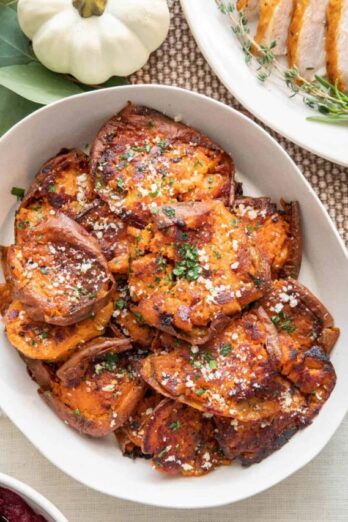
<box><xmin>216</xmin><ymin>0</ymin><xmax>348</xmax><ymax>125</ymax></box>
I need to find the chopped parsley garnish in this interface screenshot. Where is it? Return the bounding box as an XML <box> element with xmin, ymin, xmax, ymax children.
<box><xmin>271</xmin><ymin>312</ymin><xmax>296</xmax><ymax>334</ymax></box>
<box><xmin>230</xmin><ymin>218</ymin><xmax>239</xmax><ymax>226</ymax></box>
<box><xmin>158</xmin><ymin>138</ymin><xmax>167</xmax><ymax>153</ymax></box>
<box><xmin>17</xmin><ymin>220</ymin><xmax>29</xmax><ymax>230</ymax></box>
<box><xmin>40</xmin><ymin>267</ymin><xmax>49</xmax><ymax>275</ymax></box>
<box><xmin>104</xmin><ymin>353</ymin><xmax>119</xmax><ymax>371</ymax></box>
<box><xmin>115</xmin><ymin>299</ymin><xmax>126</xmax><ymax>310</ymax></box>
<box><xmin>170</xmin><ymin>420</ymin><xmax>181</xmax><ymax>431</ymax></box>
<box><xmin>116</xmin><ymin>176</ymin><xmax>125</xmax><ymax>192</ymax></box>
<box><xmin>194</xmin><ymin>160</ymin><xmax>204</xmax><ymax>168</ymax></box>
<box><xmin>213</xmin><ymin>250</ymin><xmax>222</xmax><ymax>259</ymax></box>
<box><xmin>48</xmin><ymin>184</ymin><xmax>56</xmax><ymax>193</ymax></box>
<box><xmin>134</xmin><ymin>311</ymin><xmax>145</xmax><ymax>325</ymax></box>
<box><xmin>145</xmin><ymin>143</ymin><xmax>151</xmax><ymax>153</ymax></box>
<box><xmin>220</xmin><ymin>344</ymin><xmax>232</xmax><ymax>356</ymax></box>
<box><xmin>73</xmin><ymin>409</ymin><xmax>81</xmax><ymax>417</ymax></box>
<box><xmin>156</xmin><ymin>255</ymin><xmax>168</xmax><ymax>271</ymax></box>
<box><xmin>39</xmin><ymin>331</ymin><xmax>49</xmax><ymax>340</ymax></box>
<box><xmin>162</xmin><ymin>206</ymin><xmax>176</xmax><ymax>218</ymax></box>
<box><xmin>157</xmin><ymin>446</ymin><xmax>170</xmax><ymax>458</ymax></box>
<box><xmin>11</xmin><ymin>186</ymin><xmax>25</xmax><ymax>200</ymax></box>
<box><xmin>195</xmin><ymin>388</ymin><xmax>206</xmax><ymax>396</ymax></box>
<box><xmin>173</xmin><ymin>243</ymin><xmax>201</xmax><ymax>282</ymax></box>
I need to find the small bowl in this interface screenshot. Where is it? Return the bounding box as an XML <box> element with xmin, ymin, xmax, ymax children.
<box><xmin>0</xmin><ymin>473</ymin><xmax>68</xmax><ymax>522</ymax></box>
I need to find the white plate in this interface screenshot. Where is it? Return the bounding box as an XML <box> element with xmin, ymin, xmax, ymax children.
<box><xmin>0</xmin><ymin>472</ymin><xmax>68</xmax><ymax>522</ymax></box>
<box><xmin>0</xmin><ymin>85</ymin><xmax>347</xmax><ymax>509</ymax></box>
<box><xmin>181</xmin><ymin>0</ymin><xmax>348</xmax><ymax>167</ymax></box>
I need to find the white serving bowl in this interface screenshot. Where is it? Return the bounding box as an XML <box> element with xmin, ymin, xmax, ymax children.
<box><xmin>0</xmin><ymin>472</ymin><xmax>68</xmax><ymax>521</ymax></box>
<box><xmin>0</xmin><ymin>85</ymin><xmax>347</xmax><ymax>509</ymax></box>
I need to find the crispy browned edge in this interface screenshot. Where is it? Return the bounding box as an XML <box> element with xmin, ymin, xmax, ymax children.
<box><xmin>279</xmin><ymin>200</ymin><xmax>302</xmax><ymax>279</ymax></box>
<box><xmin>19</xmin><ymin>148</ymin><xmax>89</xmax><ymax>210</ymax></box>
<box><xmin>8</xmin><ymin>213</ymin><xmax>115</xmax><ymax>326</ymax></box>
<box><xmin>56</xmin><ymin>337</ymin><xmax>132</xmax><ymax>387</ymax></box>
<box><xmin>90</xmin><ymin>102</ymin><xmax>236</xmax><ymax>207</ymax></box>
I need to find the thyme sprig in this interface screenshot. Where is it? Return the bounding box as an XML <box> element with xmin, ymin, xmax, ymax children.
<box><xmin>216</xmin><ymin>0</ymin><xmax>348</xmax><ymax>125</ymax></box>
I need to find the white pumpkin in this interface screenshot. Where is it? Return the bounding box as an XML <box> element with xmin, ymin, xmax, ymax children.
<box><xmin>17</xmin><ymin>0</ymin><xmax>170</xmax><ymax>84</ymax></box>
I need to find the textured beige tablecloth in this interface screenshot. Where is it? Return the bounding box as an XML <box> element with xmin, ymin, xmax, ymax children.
<box><xmin>0</xmin><ymin>0</ymin><xmax>347</xmax><ymax>520</ymax></box>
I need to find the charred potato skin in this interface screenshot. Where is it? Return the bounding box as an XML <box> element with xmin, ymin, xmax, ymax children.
<box><xmin>15</xmin><ymin>149</ymin><xmax>93</xmax><ymax>243</ymax></box>
<box><xmin>8</xmin><ymin>214</ymin><xmax>115</xmax><ymax>326</ymax></box>
<box><xmin>90</xmin><ymin>103</ymin><xmax>235</xmax><ymax>224</ymax></box>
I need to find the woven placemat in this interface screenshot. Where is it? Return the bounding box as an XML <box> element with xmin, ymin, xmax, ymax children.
<box><xmin>132</xmin><ymin>0</ymin><xmax>348</xmax><ymax>246</ymax></box>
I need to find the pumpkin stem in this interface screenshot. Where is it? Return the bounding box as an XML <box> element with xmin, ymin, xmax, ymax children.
<box><xmin>73</xmin><ymin>0</ymin><xmax>107</xmax><ymax>17</ymax></box>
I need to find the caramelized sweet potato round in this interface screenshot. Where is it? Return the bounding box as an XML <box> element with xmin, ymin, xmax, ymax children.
<box><xmin>40</xmin><ymin>340</ymin><xmax>145</xmax><ymax>437</ymax></box>
<box><xmin>4</xmin><ymin>300</ymin><xmax>113</xmax><ymax>361</ymax></box>
<box><xmin>260</xmin><ymin>279</ymin><xmax>338</xmax><ymax>396</ymax></box>
<box><xmin>91</xmin><ymin>103</ymin><xmax>234</xmax><ymax>224</ymax></box>
<box><xmin>142</xmin><ymin>399</ymin><xmax>229</xmax><ymax>476</ymax></box>
<box><xmin>8</xmin><ymin>214</ymin><xmax>115</xmax><ymax>326</ymax></box>
<box><xmin>15</xmin><ymin>149</ymin><xmax>94</xmax><ymax>243</ymax></box>
<box><xmin>141</xmin><ymin>309</ymin><xmax>284</xmax><ymax>420</ymax></box>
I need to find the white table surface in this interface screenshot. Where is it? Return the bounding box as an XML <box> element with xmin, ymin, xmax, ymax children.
<box><xmin>0</xmin><ymin>414</ymin><xmax>347</xmax><ymax>522</ymax></box>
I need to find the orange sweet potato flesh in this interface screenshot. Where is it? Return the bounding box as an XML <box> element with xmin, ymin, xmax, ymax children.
<box><xmin>142</xmin><ymin>399</ymin><xmax>230</xmax><ymax>476</ymax></box>
<box><xmin>90</xmin><ymin>103</ymin><xmax>235</xmax><ymax>225</ymax></box>
<box><xmin>7</xmin><ymin>213</ymin><xmax>115</xmax><ymax>326</ymax></box>
<box><xmin>4</xmin><ymin>300</ymin><xmax>113</xmax><ymax>361</ymax></box>
<box><xmin>15</xmin><ymin>149</ymin><xmax>94</xmax><ymax>244</ymax></box>
<box><xmin>40</xmin><ymin>341</ymin><xmax>145</xmax><ymax>437</ymax></box>
<box><xmin>233</xmin><ymin>198</ymin><xmax>302</xmax><ymax>279</ymax></box>
<box><xmin>129</xmin><ymin>200</ymin><xmax>270</xmax><ymax>344</ymax></box>
<box><xmin>141</xmin><ymin>308</ymin><xmax>285</xmax><ymax>421</ymax></box>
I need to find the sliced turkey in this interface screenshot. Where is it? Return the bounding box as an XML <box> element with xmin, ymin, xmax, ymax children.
<box><xmin>327</xmin><ymin>0</ymin><xmax>348</xmax><ymax>92</ymax></box>
<box><xmin>255</xmin><ymin>0</ymin><xmax>295</xmax><ymax>56</ymax></box>
<box><xmin>237</xmin><ymin>0</ymin><xmax>260</xmax><ymax>18</ymax></box>
<box><xmin>288</xmin><ymin>0</ymin><xmax>329</xmax><ymax>80</ymax></box>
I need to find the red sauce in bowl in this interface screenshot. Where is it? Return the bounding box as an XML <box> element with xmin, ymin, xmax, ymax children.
<box><xmin>0</xmin><ymin>487</ymin><xmax>48</xmax><ymax>522</ymax></box>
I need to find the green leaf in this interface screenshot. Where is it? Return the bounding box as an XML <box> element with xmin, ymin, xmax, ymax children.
<box><xmin>0</xmin><ymin>85</ymin><xmax>41</xmax><ymax>136</ymax></box>
<box><xmin>0</xmin><ymin>4</ymin><xmax>36</xmax><ymax>67</ymax></box>
<box><xmin>100</xmin><ymin>76</ymin><xmax>129</xmax><ymax>88</ymax></box>
<box><xmin>0</xmin><ymin>63</ymin><xmax>85</xmax><ymax>104</ymax></box>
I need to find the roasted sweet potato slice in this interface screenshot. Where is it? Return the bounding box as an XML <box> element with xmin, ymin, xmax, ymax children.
<box><xmin>4</xmin><ymin>300</ymin><xmax>113</xmax><ymax>361</ymax></box>
<box><xmin>7</xmin><ymin>213</ymin><xmax>115</xmax><ymax>325</ymax></box>
<box><xmin>142</xmin><ymin>399</ymin><xmax>229</xmax><ymax>475</ymax></box>
<box><xmin>40</xmin><ymin>339</ymin><xmax>145</xmax><ymax>437</ymax></box>
<box><xmin>90</xmin><ymin>103</ymin><xmax>234</xmax><ymax>224</ymax></box>
<box><xmin>214</xmin><ymin>378</ymin><xmax>308</xmax><ymax>466</ymax></box>
<box><xmin>15</xmin><ymin>149</ymin><xmax>94</xmax><ymax>243</ymax></box>
<box><xmin>77</xmin><ymin>199</ymin><xmax>129</xmax><ymax>274</ymax></box>
<box><xmin>129</xmin><ymin>200</ymin><xmax>270</xmax><ymax>344</ymax></box>
<box><xmin>260</xmin><ymin>279</ymin><xmax>338</xmax><ymax>397</ymax></box>
<box><xmin>233</xmin><ymin>198</ymin><xmax>302</xmax><ymax>279</ymax></box>
<box><xmin>111</xmin><ymin>278</ymin><xmax>155</xmax><ymax>348</ymax></box>
<box><xmin>141</xmin><ymin>308</ymin><xmax>287</xmax><ymax>420</ymax></box>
